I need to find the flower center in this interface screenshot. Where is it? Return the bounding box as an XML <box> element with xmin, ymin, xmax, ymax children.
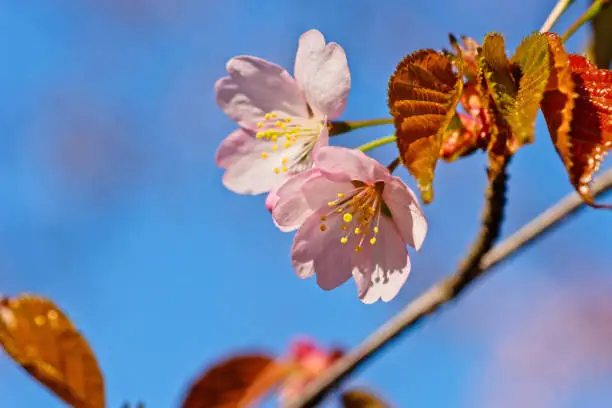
<box><xmin>256</xmin><ymin>112</ymin><xmax>322</xmax><ymax>174</ymax></box>
<box><xmin>320</xmin><ymin>182</ymin><xmax>384</xmax><ymax>252</ymax></box>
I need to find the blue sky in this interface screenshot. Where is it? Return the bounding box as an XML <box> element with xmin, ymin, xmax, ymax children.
<box><xmin>0</xmin><ymin>1</ymin><xmax>611</xmax><ymax>407</ymax></box>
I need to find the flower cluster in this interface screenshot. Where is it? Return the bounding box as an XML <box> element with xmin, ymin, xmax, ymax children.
<box><xmin>215</xmin><ymin>29</ymin><xmax>428</xmax><ymax>303</ymax></box>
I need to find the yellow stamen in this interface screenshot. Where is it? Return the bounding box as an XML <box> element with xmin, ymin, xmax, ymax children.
<box><xmin>275</xmin><ymin>120</ymin><xmax>283</xmax><ymax>127</ymax></box>
<box><xmin>274</xmin><ymin>168</ymin><xmax>280</xmax><ymax>174</ymax></box>
<box><xmin>337</xmin><ymin>192</ymin><xmax>345</xmax><ymax>198</ymax></box>
<box><xmin>340</xmin><ymin>237</ymin><xmax>348</xmax><ymax>244</ymax></box>
<box><xmin>271</xmin><ymin>145</ymin><xmax>278</xmax><ymax>151</ymax></box>
<box><xmin>257</xmin><ymin>122</ymin><xmax>264</xmax><ymax>128</ymax></box>
<box><xmin>374</xmin><ymin>226</ymin><xmax>379</xmax><ymax>234</ymax></box>
<box><xmin>328</xmin><ymin>201</ymin><xmax>336</xmax><ymax>207</ymax></box>
<box><xmin>354</xmin><ymin>227</ymin><xmax>361</xmax><ymax>234</ymax></box>
<box><xmin>271</xmin><ymin>113</ymin><xmax>277</xmax><ymax>118</ymax></box>
<box><xmin>343</xmin><ymin>213</ymin><xmax>353</xmax><ymax>223</ymax></box>
<box><xmin>320</xmin><ymin>224</ymin><xmax>327</xmax><ymax>232</ymax></box>
<box><xmin>261</xmin><ymin>152</ymin><xmax>268</xmax><ymax>159</ymax></box>
<box><xmin>281</xmin><ymin>166</ymin><xmax>288</xmax><ymax>172</ymax></box>
<box><xmin>265</xmin><ymin>113</ymin><xmax>272</xmax><ymax>120</ymax></box>
<box><xmin>281</xmin><ymin>157</ymin><xmax>288</xmax><ymax>164</ymax></box>
<box><xmin>336</xmin><ymin>208</ymin><xmax>343</xmax><ymax>213</ymax></box>
<box><xmin>370</xmin><ymin>237</ymin><xmax>377</xmax><ymax>245</ymax></box>
<box><xmin>355</xmin><ymin>246</ymin><xmax>362</xmax><ymax>253</ymax></box>
<box><xmin>320</xmin><ymin>215</ymin><xmax>327</xmax><ymax>221</ymax></box>
<box><xmin>284</xmin><ymin>117</ymin><xmax>291</xmax><ymax>123</ymax></box>
<box><xmin>256</xmin><ymin>132</ymin><xmax>264</xmax><ymax>139</ymax></box>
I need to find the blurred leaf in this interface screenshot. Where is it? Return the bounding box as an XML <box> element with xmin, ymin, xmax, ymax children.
<box><xmin>590</xmin><ymin>0</ymin><xmax>612</xmax><ymax>68</ymax></box>
<box><xmin>0</xmin><ymin>294</ymin><xmax>105</xmax><ymax>408</ymax></box>
<box><xmin>181</xmin><ymin>354</ymin><xmax>289</xmax><ymax>408</ymax></box>
<box><xmin>341</xmin><ymin>388</ymin><xmax>390</xmax><ymax>408</ymax></box>
<box><xmin>509</xmin><ymin>32</ymin><xmax>550</xmax><ymax>144</ymax></box>
<box><xmin>388</xmin><ymin>49</ymin><xmax>464</xmax><ymax>203</ymax></box>
<box><xmin>542</xmin><ymin>54</ymin><xmax>612</xmax><ymax>207</ymax></box>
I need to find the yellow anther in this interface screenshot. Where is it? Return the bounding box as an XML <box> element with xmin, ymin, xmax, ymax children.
<box><xmin>343</xmin><ymin>213</ymin><xmax>353</xmax><ymax>223</ymax></box>
<box><xmin>257</xmin><ymin>122</ymin><xmax>264</xmax><ymax>128</ymax></box>
<box><xmin>284</xmin><ymin>142</ymin><xmax>291</xmax><ymax>148</ymax></box>
<box><xmin>280</xmin><ymin>123</ymin><xmax>287</xmax><ymax>130</ymax></box>
<box><xmin>320</xmin><ymin>224</ymin><xmax>327</xmax><ymax>232</ymax></box>
<box><xmin>320</xmin><ymin>215</ymin><xmax>327</xmax><ymax>221</ymax></box>
<box><xmin>327</xmin><ymin>201</ymin><xmax>335</xmax><ymax>207</ymax></box>
<box><xmin>281</xmin><ymin>166</ymin><xmax>288</xmax><ymax>172</ymax></box>
<box><xmin>374</xmin><ymin>226</ymin><xmax>379</xmax><ymax>234</ymax></box>
<box><xmin>355</xmin><ymin>246</ymin><xmax>362</xmax><ymax>253</ymax></box>
<box><xmin>341</xmin><ymin>224</ymin><xmax>348</xmax><ymax>231</ymax></box>
<box><xmin>337</xmin><ymin>192</ymin><xmax>345</xmax><ymax>198</ymax></box>
<box><xmin>265</xmin><ymin>113</ymin><xmax>272</xmax><ymax>120</ymax></box>
<box><xmin>271</xmin><ymin>113</ymin><xmax>277</xmax><ymax>118</ymax></box>
<box><xmin>256</xmin><ymin>132</ymin><xmax>264</xmax><ymax>139</ymax></box>
<box><xmin>272</xmin><ymin>135</ymin><xmax>279</xmax><ymax>142</ymax></box>
<box><xmin>281</xmin><ymin>157</ymin><xmax>288</xmax><ymax>164</ymax></box>
<box><xmin>354</xmin><ymin>227</ymin><xmax>361</xmax><ymax>235</ymax></box>
<box><xmin>340</xmin><ymin>237</ymin><xmax>348</xmax><ymax>244</ymax></box>
<box><xmin>274</xmin><ymin>168</ymin><xmax>281</xmax><ymax>174</ymax></box>
<box><xmin>285</xmin><ymin>117</ymin><xmax>291</xmax><ymax>123</ymax></box>
<box><xmin>261</xmin><ymin>152</ymin><xmax>268</xmax><ymax>159</ymax></box>
<box><xmin>336</xmin><ymin>208</ymin><xmax>343</xmax><ymax>213</ymax></box>
<box><xmin>275</xmin><ymin>120</ymin><xmax>283</xmax><ymax>127</ymax></box>
<box><xmin>271</xmin><ymin>145</ymin><xmax>278</xmax><ymax>151</ymax></box>
<box><xmin>370</xmin><ymin>237</ymin><xmax>377</xmax><ymax>245</ymax></box>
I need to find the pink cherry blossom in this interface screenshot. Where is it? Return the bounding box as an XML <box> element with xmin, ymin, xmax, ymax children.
<box><xmin>215</xmin><ymin>29</ymin><xmax>350</xmax><ymax>197</ymax></box>
<box><xmin>278</xmin><ymin>337</ymin><xmax>343</xmax><ymax>403</ymax></box>
<box><xmin>273</xmin><ymin>146</ymin><xmax>428</xmax><ymax>303</ymax></box>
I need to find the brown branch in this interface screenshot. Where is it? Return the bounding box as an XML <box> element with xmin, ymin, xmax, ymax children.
<box><xmin>285</xmin><ymin>167</ymin><xmax>612</xmax><ymax>408</ymax></box>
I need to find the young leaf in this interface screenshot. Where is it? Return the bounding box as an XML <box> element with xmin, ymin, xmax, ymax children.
<box><xmin>0</xmin><ymin>295</ymin><xmax>105</xmax><ymax>408</ymax></box>
<box><xmin>388</xmin><ymin>49</ymin><xmax>464</xmax><ymax>203</ymax></box>
<box><xmin>341</xmin><ymin>388</ymin><xmax>390</xmax><ymax>408</ymax></box>
<box><xmin>181</xmin><ymin>354</ymin><xmax>289</xmax><ymax>408</ymax></box>
<box><xmin>482</xmin><ymin>32</ymin><xmax>550</xmax><ymax>146</ymax></box>
<box><xmin>541</xmin><ymin>53</ymin><xmax>612</xmax><ymax>207</ymax></box>
<box><xmin>509</xmin><ymin>32</ymin><xmax>550</xmax><ymax>144</ymax></box>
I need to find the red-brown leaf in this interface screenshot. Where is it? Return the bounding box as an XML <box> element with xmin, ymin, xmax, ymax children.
<box><xmin>541</xmin><ymin>51</ymin><xmax>612</xmax><ymax>207</ymax></box>
<box><xmin>181</xmin><ymin>354</ymin><xmax>289</xmax><ymax>408</ymax></box>
<box><xmin>388</xmin><ymin>49</ymin><xmax>463</xmax><ymax>203</ymax></box>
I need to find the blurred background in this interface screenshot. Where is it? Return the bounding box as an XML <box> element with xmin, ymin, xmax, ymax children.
<box><xmin>0</xmin><ymin>0</ymin><xmax>611</xmax><ymax>407</ymax></box>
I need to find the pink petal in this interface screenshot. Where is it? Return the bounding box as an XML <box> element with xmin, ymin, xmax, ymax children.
<box><xmin>294</xmin><ymin>30</ymin><xmax>350</xmax><ymax>120</ymax></box>
<box><xmin>216</xmin><ymin>56</ymin><xmax>309</xmax><ymax>130</ymax></box>
<box><xmin>291</xmin><ymin>209</ymin><xmax>353</xmax><ymax>289</ymax></box>
<box><xmin>218</xmin><ymin>130</ymin><xmax>305</xmax><ymax>195</ymax></box>
<box><xmin>265</xmin><ymin>189</ymin><xmax>280</xmax><ymax>212</ymax></box>
<box><xmin>300</xmin><ymin>173</ymin><xmax>354</xmax><ymax>211</ymax></box>
<box><xmin>314</xmin><ymin>146</ymin><xmax>391</xmax><ymax>183</ymax></box>
<box><xmin>272</xmin><ymin>169</ymin><xmax>321</xmax><ymax>232</ymax></box>
<box><xmin>215</xmin><ymin>128</ymin><xmax>252</xmax><ymax>169</ymax></box>
<box><xmin>382</xmin><ymin>177</ymin><xmax>428</xmax><ymax>250</ymax></box>
<box><xmin>353</xmin><ymin>217</ymin><xmax>411</xmax><ymax>304</ymax></box>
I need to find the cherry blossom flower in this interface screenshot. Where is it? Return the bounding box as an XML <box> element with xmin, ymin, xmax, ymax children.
<box><xmin>273</xmin><ymin>146</ymin><xmax>428</xmax><ymax>303</ymax></box>
<box><xmin>215</xmin><ymin>29</ymin><xmax>350</xmax><ymax>198</ymax></box>
<box><xmin>278</xmin><ymin>337</ymin><xmax>343</xmax><ymax>403</ymax></box>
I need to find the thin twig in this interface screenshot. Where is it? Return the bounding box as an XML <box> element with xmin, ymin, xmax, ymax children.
<box><xmin>561</xmin><ymin>0</ymin><xmax>610</xmax><ymax>42</ymax></box>
<box><xmin>540</xmin><ymin>0</ymin><xmax>575</xmax><ymax>33</ymax></box>
<box><xmin>286</xmin><ymin>167</ymin><xmax>612</xmax><ymax>408</ymax></box>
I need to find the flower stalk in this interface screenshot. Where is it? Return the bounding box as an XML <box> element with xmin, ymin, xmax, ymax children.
<box><xmin>357</xmin><ymin>135</ymin><xmax>397</xmax><ymax>153</ymax></box>
<box><xmin>329</xmin><ymin>118</ymin><xmax>394</xmax><ymax>136</ymax></box>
